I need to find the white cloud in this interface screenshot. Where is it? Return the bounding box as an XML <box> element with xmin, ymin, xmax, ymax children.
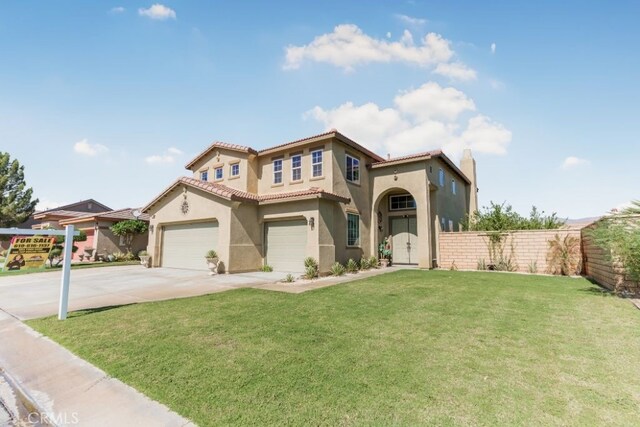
<box><xmin>145</xmin><ymin>147</ymin><xmax>183</xmax><ymax>165</ymax></box>
<box><xmin>394</xmin><ymin>82</ymin><xmax>476</xmax><ymax>121</ymax></box>
<box><xmin>491</xmin><ymin>42</ymin><xmax>496</xmax><ymax>54</ymax></box>
<box><xmin>283</xmin><ymin>24</ymin><xmax>453</xmax><ymax>71</ymax></box>
<box><xmin>433</xmin><ymin>61</ymin><xmax>477</xmax><ymax>81</ymax></box>
<box><xmin>138</xmin><ymin>4</ymin><xmax>176</xmax><ymax>20</ymax></box>
<box><xmin>562</xmin><ymin>156</ymin><xmax>590</xmax><ymax>170</ymax></box>
<box><xmin>489</xmin><ymin>79</ymin><xmax>505</xmax><ymax>90</ymax></box>
<box><xmin>73</xmin><ymin>139</ymin><xmax>108</xmax><ymax>156</ymax></box>
<box><xmin>395</xmin><ymin>14</ymin><xmax>427</xmax><ymax>27</ymax></box>
<box><xmin>386</xmin><ymin>31</ymin><xmax>392</xmax><ymax>39</ymax></box>
<box><xmin>110</xmin><ymin>6</ymin><xmax>125</xmax><ymax>14</ymax></box>
<box><xmin>306</xmin><ymin>81</ymin><xmax>511</xmax><ymax>159</ymax></box>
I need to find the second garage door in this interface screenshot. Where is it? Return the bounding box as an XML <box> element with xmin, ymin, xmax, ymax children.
<box><xmin>265</xmin><ymin>220</ymin><xmax>307</xmax><ymax>272</ymax></box>
<box><xmin>162</xmin><ymin>222</ymin><xmax>219</xmax><ymax>270</ymax></box>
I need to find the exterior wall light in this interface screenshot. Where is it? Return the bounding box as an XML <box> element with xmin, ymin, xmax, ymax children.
<box><xmin>309</xmin><ymin>217</ymin><xmax>315</xmax><ymax>229</ymax></box>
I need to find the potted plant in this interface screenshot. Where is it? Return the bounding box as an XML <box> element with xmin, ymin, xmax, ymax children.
<box><xmin>205</xmin><ymin>249</ymin><xmax>219</xmax><ymax>275</ymax></box>
<box><xmin>138</xmin><ymin>250</ymin><xmax>151</xmax><ymax>268</ymax></box>
<box><xmin>379</xmin><ymin>237</ymin><xmax>392</xmax><ymax>268</ymax></box>
<box><xmin>84</xmin><ymin>248</ymin><xmax>95</xmax><ymax>261</ymax></box>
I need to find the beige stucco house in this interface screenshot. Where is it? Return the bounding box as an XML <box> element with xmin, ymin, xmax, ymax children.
<box><xmin>142</xmin><ymin>130</ymin><xmax>477</xmax><ymax>273</ymax></box>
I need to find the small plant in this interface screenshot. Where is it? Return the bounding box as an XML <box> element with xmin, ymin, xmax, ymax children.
<box><xmin>359</xmin><ymin>257</ymin><xmax>371</xmax><ymax>270</ymax></box>
<box><xmin>283</xmin><ymin>273</ymin><xmax>295</xmax><ymax>283</ymax></box>
<box><xmin>138</xmin><ymin>250</ymin><xmax>149</xmax><ymax>257</ymax></box>
<box><xmin>261</xmin><ymin>264</ymin><xmax>274</xmax><ymax>272</ymax></box>
<box><xmin>369</xmin><ymin>256</ymin><xmax>378</xmax><ymax>268</ymax></box>
<box><xmin>495</xmin><ymin>258</ymin><xmax>517</xmax><ymax>272</ymax></box>
<box><xmin>205</xmin><ymin>250</ymin><xmax>218</xmax><ymax>259</ymax></box>
<box><xmin>527</xmin><ymin>261</ymin><xmax>538</xmax><ymax>274</ymax></box>
<box><xmin>305</xmin><ymin>265</ymin><xmax>318</xmax><ymax>279</ymax></box>
<box><xmin>304</xmin><ymin>257</ymin><xmax>319</xmax><ymax>269</ymax></box>
<box><xmin>346</xmin><ymin>258</ymin><xmax>359</xmax><ymax>273</ymax></box>
<box><xmin>547</xmin><ymin>234</ymin><xmax>581</xmax><ymax>276</ymax></box>
<box><xmin>330</xmin><ymin>262</ymin><xmax>346</xmax><ymax>276</ymax></box>
<box><xmin>477</xmin><ymin>258</ymin><xmax>487</xmax><ymax>271</ymax></box>
<box><xmin>112</xmin><ymin>251</ymin><xmax>134</xmax><ymax>262</ymax></box>
<box><xmin>450</xmin><ymin>261</ymin><xmax>458</xmax><ymax>271</ymax></box>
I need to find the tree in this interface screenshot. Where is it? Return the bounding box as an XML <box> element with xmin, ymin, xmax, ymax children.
<box><xmin>110</xmin><ymin>220</ymin><xmax>148</xmax><ymax>254</ymax></box>
<box><xmin>0</xmin><ymin>152</ymin><xmax>38</xmax><ymax>227</ymax></box>
<box><xmin>463</xmin><ymin>202</ymin><xmax>565</xmax><ymax>232</ymax></box>
<box><xmin>590</xmin><ymin>201</ymin><xmax>640</xmax><ymax>281</ymax></box>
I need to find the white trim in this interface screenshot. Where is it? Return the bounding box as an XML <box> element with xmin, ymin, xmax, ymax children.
<box><xmin>291</xmin><ymin>154</ymin><xmax>302</xmax><ymax>181</ymax></box>
<box><xmin>311</xmin><ymin>149</ymin><xmax>323</xmax><ymax>178</ymax></box>
<box><xmin>273</xmin><ymin>158</ymin><xmax>283</xmax><ymax>184</ymax></box>
<box><xmin>389</xmin><ymin>194</ymin><xmax>416</xmax><ymax>211</ymax></box>
<box><xmin>345</xmin><ymin>154</ymin><xmax>360</xmax><ymax>184</ymax></box>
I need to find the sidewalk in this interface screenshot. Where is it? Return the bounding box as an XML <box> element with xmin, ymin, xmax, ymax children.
<box><xmin>0</xmin><ymin>310</ymin><xmax>195</xmax><ymax>426</ymax></box>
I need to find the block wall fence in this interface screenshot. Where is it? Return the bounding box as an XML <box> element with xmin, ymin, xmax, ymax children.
<box><xmin>437</xmin><ymin>229</ymin><xmax>582</xmax><ymax>274</ymax></box>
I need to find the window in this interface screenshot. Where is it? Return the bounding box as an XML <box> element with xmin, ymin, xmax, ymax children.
<box><xmin>214</xmin><ymin>167</ymin><xmax>223</xmax><ymax>180</ymax></box>
<box><xmin>449</xmin><ymin>220</ymin><xmax>454</xmax><ymax>232</ymax></box>
<box><xmin>200</xmin><ymin>170</ymin><xmax>208</xmax><ymax>181</ymax></box>
<box><xmin>389</xmin><ymin>194</ymin><xmax>416</xmax><ymax>211</ymax></box>
<box><xmin>347</xmin><ymin>213</ymin><xmax>360</xmax><ymax>246</ymax></box>
<box><xmin>273</xmin><ymin>159</ymin><xmax>283</xmax><ymax>184</ymax></box>
<box><xmin>439</xmin><ymin>169</ymin><xmax>445</xmax><ymax>187</ymax></box>
<box><xmin>441</xmin><ymin>217</ymin><xmax>446</xmax><ymax>230</ymax></box>
<box><xmin>291</xmin><ymin>154</ymin><xmax>302</xmax><ymax>181</ymax></box>
<box><xmin>311</xmin><ymin>149</ymin><xmax>323</xmax><ymax>177</ymax></box>
<box><xmin>346</xmin><ymin>154</ymin><xmax>360</xmax><ymax>183</ymax></box>
<box><xmin>231</xmin><ymin>163</ymin><xmax>240</xmax><ymax>177</ymax></box>
<box><xmin>451</xmin><ymin>179</ymin><xmax>457</xmax><ymax>195</ymax></box>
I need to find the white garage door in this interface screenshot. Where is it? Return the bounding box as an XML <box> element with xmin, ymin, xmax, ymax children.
<box><xmin>161</xmin><ymin>222</ymin><xmax>219</xmax><ymax>270</ymax></box>
<box><xmin>265</xmin><ymin>220</ymin><xmax>307</xmax><ymax>272</ymax></box>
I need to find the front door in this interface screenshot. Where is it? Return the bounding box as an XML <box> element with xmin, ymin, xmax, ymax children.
<box><xmin>391</xmin><ymin>216</ymin><xmax>418</xmax><ymax>264</ymax></box>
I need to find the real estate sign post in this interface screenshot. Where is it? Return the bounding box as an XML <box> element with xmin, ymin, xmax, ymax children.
<box><xmin>2</xmin><ymin>236</ymin><xmax>55</xmax><ymax>272</ymax></box>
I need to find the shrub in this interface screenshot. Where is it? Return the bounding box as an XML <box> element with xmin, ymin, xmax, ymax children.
<box><xmin>305</xmin><ymin>265</ymin><xmax>318</xmax><ymax>279</ymax></box>
<box><xmin>205</xmin><ymin>250</ymin><xmax>218</xmax><ymax>259</ymax></box>
<box><xmin>346</xmin><ymin>258</ymin><xmax>359</xmax><ymax>273</ymax></box>
<box><xmin>477</xmin><ymin>259</ymin><xmax>487</xmax><ymax>271</ymax></box>
<box><xmin>261</xmin><ymin>264</ymin><xmax>274</xmax><ymax>272</ymax></box>
<box><xmin>546</xmin><ymin>234</ymin><xmax>582</xmax><ymax>276</ymax></box>
<box><xmin>330</xmin><ymin>262</ymin><xmax>346</xmax><ymax>276</ymax></box>
<box><xmin>360</xmin><ymin>257</ymin><xmax>371</xmax><ymax>270</ymax></box>
<box><xmin>283</xmin><ymin>273</ymin><xmax>295</xmax><ymax>283</ymax></box>
<box><xmin>138</xmin><ymin>250</ymin><xmax>148</xmax><ymax>257</ymax></box>
<box><xmin>304</xmin><ymin>257</ymin><xmax>318</xmax><ymax>269</ymax></box>
<box><xmin>463</xmin><ymin>202</ymin><xmax>565</xmax><ymax>231</ymax></box>
<box><xmin>113</xmin><ymin>251</ymin><xmax>136</xmax><ymax>262</ymax></box>
<box><xmin>369</xmin><ymin>256</ymin><xmax>379</xmax><ymax>268</ymax></box>
<box><xmin>527</xmin><ymin>261</ymin><xmax>538</xmax><ymax>274</ymax></box>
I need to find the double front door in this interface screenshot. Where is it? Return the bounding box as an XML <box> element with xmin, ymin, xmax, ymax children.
<box><xmin>391</xmin><ymin>216</ymin><xmax>418</xmax><ymax>265</ymax></box>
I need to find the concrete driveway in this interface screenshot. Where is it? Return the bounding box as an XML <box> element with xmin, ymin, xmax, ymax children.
<box><xmin>0</xmin><ymin>266</ymin><xmax>288</xmax><ymax>320</ymax></box>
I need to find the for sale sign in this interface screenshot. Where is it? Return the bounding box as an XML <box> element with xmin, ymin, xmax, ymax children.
<box><xmin>2</xmin><ymin>236</ymin><xmax>55</xmax><ymax>272</ymax></box>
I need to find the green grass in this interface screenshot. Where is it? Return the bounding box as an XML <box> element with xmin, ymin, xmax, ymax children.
<box><xmin>0</xmin><ymin>260</ymin><xmax>139</xmax><ymax>276</ymax></box>
<box><xmin>28</xmin><ymin>270</ymin><xmax>640</xmax><ymax>426</ymax></box>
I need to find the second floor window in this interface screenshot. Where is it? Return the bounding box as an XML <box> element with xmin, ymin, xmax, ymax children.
<box><xmin>291</xmin><ymin>155</ymin><xmax>302</xmax><ymax>181</ymax></box>
<box><xmin>200</xmin><ymin>170</ymin><xmax>208</xmax><ymax>181</ymax></box>
<box><xmin>439</xmin><ymin>169</ymin><xmax>445</xmax><ymax>187</ymax></box>
<box><xmin>273</xmin><ymin>159</ymin><xmax>283</xmax><ymax>184</ymax></box>
<box><xmin>451</xmin><ymin>179</ymin><xmax>457</xmax><ymax>195</ymax></box>
<box><xmin>311</xmin><ymin>149</ymin><xmax>323</xmax><ymax>177</ymax></box>
<box><xmin>214</xmin><ymin>167</ymin><xmax>223</xmax><ymax>180</ymax></box>
<box><xmin>346</xmin><ymin>155</ymin><xmax>360</xmax><ymax>183</ymax></box>
<box><xmin>231</xmin><ymin>163</ymin><xmax>240</xmax><ymax>177</ymax></box>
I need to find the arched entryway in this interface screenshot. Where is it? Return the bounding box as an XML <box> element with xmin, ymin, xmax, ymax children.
<box><xmin>371</xmin><ymin>187</ymin><xmax>431</xmax><ymax>268</ymax></box>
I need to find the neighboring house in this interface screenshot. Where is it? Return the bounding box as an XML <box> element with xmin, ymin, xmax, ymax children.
<box><xmin>25</xmin><ymin>199</ymin><xmax>112</xmax><ymax>230</ymax></box>
<box><xmin>142</xmin><ymin>130</ymin><xmax>477</xmax><ymax>273</ymax></box>
<box><xmin>59</xmin><ymin>208</ymin><xmax>150</xmax><ymax>260</ymax></box>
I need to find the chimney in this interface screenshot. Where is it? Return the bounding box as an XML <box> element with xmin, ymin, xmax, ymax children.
<box><xmin>460</xmin><ymin>149</ymin><xmax>478</xmax><ymax>215</ymax></box>
<box><xmin>387</xmin><ymin>153</ymin><xmax>391</xmax><ymax>160</ymax></box>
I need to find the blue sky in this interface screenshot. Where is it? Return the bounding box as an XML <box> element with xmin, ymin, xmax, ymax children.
<box><xmin>1</xmin><ymin>1</ymin><xmax>638</xmax><ymax>218</ymax></box>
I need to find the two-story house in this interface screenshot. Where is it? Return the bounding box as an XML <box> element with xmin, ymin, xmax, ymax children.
<box><xmin>142</xmin><ymin>130</ymin><xmax>477</xmax><ymax>273</ymax></box>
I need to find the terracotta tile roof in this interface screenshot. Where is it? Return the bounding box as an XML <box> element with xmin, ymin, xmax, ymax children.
<box><xmin>258</xmin><ymin>130</ymin><xmax>386</xmax><ymax>162</ymax></box>
<box><xmin>142</xmin><ymin>176</ymin><xmax>350</xmax><ymax>212</ymax></box>
<box><xmin>33</xmin><ymin>210</ymin><xmax>92</xmax><ymax>219</ymax></box>
<box><xmin>59</xmin><ymin>208</ymin><xmax>150</xmax><ymax>225</ymax></box>
<box><xmin>185</xmin><ymin>141</ymin><xmax>258</xmax><ymax>169</ymax></box>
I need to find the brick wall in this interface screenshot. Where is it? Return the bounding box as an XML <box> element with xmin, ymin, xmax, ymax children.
<box><xmin>438</xmin><ymin>229</ymin><xmax>582</xmax><ymax>273</ymax></box>
<box><xmin>582</xmin><ymin>225</ymin><xmax>640</xmax><ymax>295</ymax></box>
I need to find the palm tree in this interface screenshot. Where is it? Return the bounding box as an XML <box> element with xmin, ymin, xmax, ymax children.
<box><xmin>621</xmin><ymin>200</ymin><xmax>640</xmax><ymax>215</ymax></box>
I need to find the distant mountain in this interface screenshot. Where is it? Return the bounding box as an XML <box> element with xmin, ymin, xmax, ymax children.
<box><xmin>565</xmin><ymin>217</ymin><xmax>601</xmax><ymax>227</ymax></box>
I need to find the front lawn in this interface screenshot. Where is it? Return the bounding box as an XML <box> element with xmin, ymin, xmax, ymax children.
<box><xmin>28</xmin><ymin>270</ymin><xmax>640</xmax><ymax>426</ymax></box>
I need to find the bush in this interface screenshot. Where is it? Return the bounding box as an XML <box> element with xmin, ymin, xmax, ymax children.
<box><xmin>477</xmin><ymin>259</ymin><xmax>487</xmax><ymax>270</ymax></box>
<box><xmin>360</xmin><ymin>257</ymin><xmax>371</xmax><ymax>270</ymax></box>
<box><xmin>261</xmin><ymin>264</ymin><xmax>274</xmax><ymax>272</ymax></box>
<box><xmin>346</xmin><ymin>258</ymin><xmax>359</xmax><ymax>273</ymax></box>
<box><xmin>464</xmin><ymin>202</ymin><xmax>565</xmax><ymax>231</ymax></box>
<box><xmin>205</xmin><ymin>250</ymin><xmax>218</xmax><ymax>259</ymax></box>
<box><xmin>283</xmin><ymin>273</ymin><xmax>295</xmax><ymax>283</ymax></box>
<box><xmin>113</xmin><ymin>251</ymin><xmax>136</xmax><ymax>262</ymax></box>
<box><xmin>138</xmin><ymin>250</ymin><xmax>149</xmax><ymax>257</ymax></box>
<box><xmin>304</xmin><ymin>257</ymin><xmax>318</xmax><ymax>269</ymax></box>
<box><xmin>304</xmin><ymin>265</ymin><xmax>318</xmax><ymax>279</ymax></box>
<box><xmin>527</xmin><ymin>261</ymin><xmax>538</xmax><ymax>274</ymax></box>
<box><xmin>546</xmin><ymin>234</ymin><xmax>581</xmax><ymax>276</ymax></box>
<box><xmin>369</xmin><ymin>256</ymin><xmax>379</xmax><ymax>268</ymax></box>
<box><xmin>330</xmin><ymin>262</ymin><xmax>346</xmax><ymax>276</ymax></box>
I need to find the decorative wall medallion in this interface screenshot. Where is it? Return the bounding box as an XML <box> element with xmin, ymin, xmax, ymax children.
<box><xmin>181</xmin><ymin>199</ymin><xmax>189</xmax><ymax>215</ymax></box>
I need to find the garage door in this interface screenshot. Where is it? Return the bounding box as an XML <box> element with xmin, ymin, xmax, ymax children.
<box><xmin>161</xmin><ymin>222</ymin><xmax>219</xmax><ymax>270</ymax></box>
<box><xmin>265</xmin><ymin>220</ymin><xmax>307</xmax><ymax>272</ymax></box>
